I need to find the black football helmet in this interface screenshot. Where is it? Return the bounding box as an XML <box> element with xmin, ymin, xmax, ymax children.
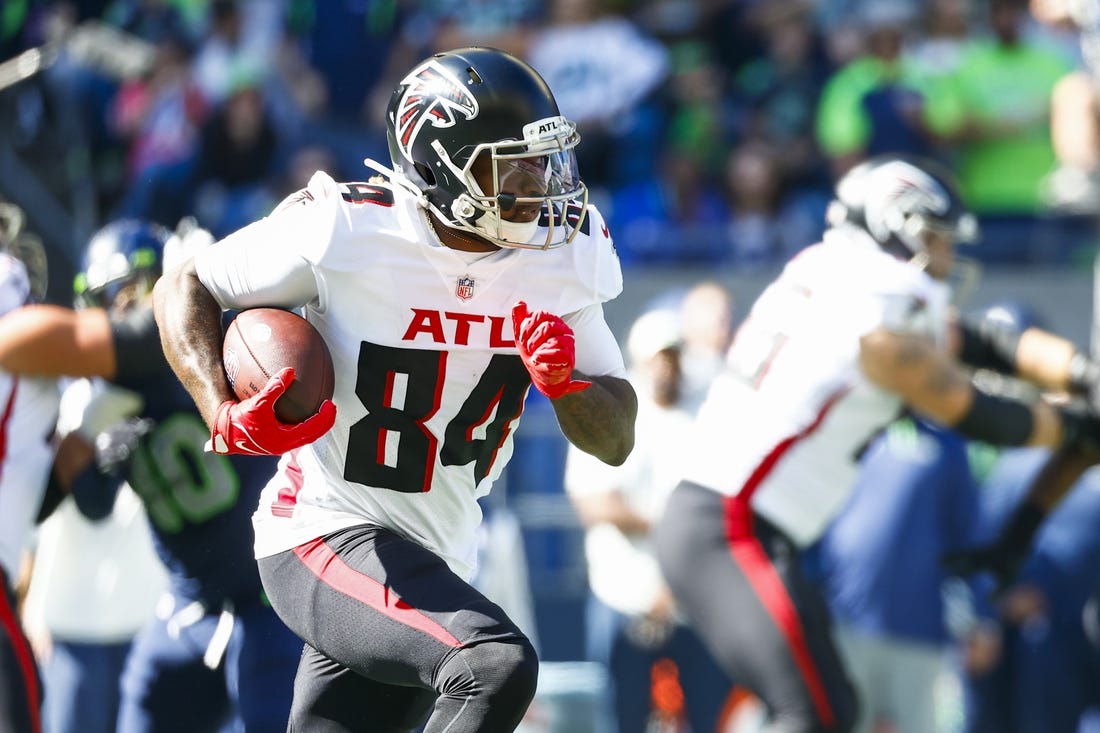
<box><xmin>74</xmin><ymin>220</ymin><xmax>170</xmax><ymax>309</ymax></box>
<box><xmin>826</xmin><ymin>154</ymin><xmax>978</xmax><ymax>259</ymax></box>
<box><xmin>385</xmin><ymin>47</ymin><xmax>587</xmax><ymax>250</ymax></box>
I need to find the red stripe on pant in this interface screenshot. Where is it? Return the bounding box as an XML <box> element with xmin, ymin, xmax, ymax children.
<box><xmin>724</xmin><ymin>496</ymin><xmax>835</xmax><ymax>728</ymax></box>
<box><xmin>721</xmin><ymin>388</ymin><xmax>848</xmax><ymax>728</ymax></box>
<box><xmin>0</xmin><ymin>571</ymin><xmax>40</xmax><ymax>733</ymax></box>
<box><xmin>293</xmin><ymin>537</ymin><xmax>462</xmax><ymax>647</ymax></box>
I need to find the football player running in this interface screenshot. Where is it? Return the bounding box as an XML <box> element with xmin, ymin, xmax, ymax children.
<box><xmin>153</xmin><ymin>47</ymin><xmax>637</xmax><ymax>733</ymax></box>
<box><xmin>654</xmin><ymin>155</ymin><xmax>1100</xmax><ymax>733</ymax></box>
<box><xmin>0</xmin><ymin>220</ymin><xmax>302</xmax><ymax>732</ymax></box>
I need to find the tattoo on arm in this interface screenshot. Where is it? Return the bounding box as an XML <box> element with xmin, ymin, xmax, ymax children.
<box><xmin>894</xmin><ymin>335</ymin><xmax>970</xmax><ymax>395</ymax></box>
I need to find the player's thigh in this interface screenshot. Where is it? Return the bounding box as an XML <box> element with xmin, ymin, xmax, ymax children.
<box><xmin>117</xmin><ymin>615</ymin><xmax>228</xmax><ymax>733</ymax></box>
<box><xmin>0</xmin><ymin>595</ymin><xmax>41</xmax><ymax>733</ymax></box>
<box><xmin>289</xmin><ymin>643</ymin><xmax>437</xmax><ymax>733</ymax></box>
<box><xmin>228</xmin><ymin>600</ymin><xmax>302</xmax><ymax>732</ymax></box>
<box><xmin>656</xmin><ymin>484</ymin><xmax>784</xmax><ymax>681</ymax></box>
<box><xmin>258</xmin><ymin>524</ymin><xmax>530</xmax><ymax>690</ymax></box>
<box><xmin>656</xmin><ymin>483</ymin><xmax>853</xmax><ymax>727</ymax></box>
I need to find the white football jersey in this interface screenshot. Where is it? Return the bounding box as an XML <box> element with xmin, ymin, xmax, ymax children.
<box><xmin>0</xmin><ymin>254</ymin><xmax>60</xmax><ymax>582</ymax></box>
<box><xmin>196</xmin><ymin>172</ymin><xmax>625</xmax><ymax>579</ymax></box>
<box><xmin>682</xmin><ymin>226</ymin><xmax>952</xmax><ymax>547</ymax></box>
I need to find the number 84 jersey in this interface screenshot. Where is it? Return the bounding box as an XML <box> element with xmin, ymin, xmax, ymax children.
<box><xmin>198</xmin><ymin>171</ymin><xmax>624</xmax><ymax>580</ymax></box>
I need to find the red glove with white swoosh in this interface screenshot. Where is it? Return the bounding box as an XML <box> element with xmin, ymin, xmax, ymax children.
<box><xmin>208</xmin><ymin>368</ymin><xmax>336</xmax><ymax>456</ymax></box>
<box><xmin>511</xmin><ymin>301</ymin><xmax>591</xmax><ymax>399</ymax></box>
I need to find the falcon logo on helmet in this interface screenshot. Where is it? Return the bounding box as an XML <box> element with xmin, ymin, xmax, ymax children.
<box><xmin>394</xmin><ymin>60</ymin><xmax>479</xmax><ymax>160</ymax></box>
<box><xmin>863</xmin><ymin>163</ymin><xmax>951</xmax><ymax>247</ymax></box>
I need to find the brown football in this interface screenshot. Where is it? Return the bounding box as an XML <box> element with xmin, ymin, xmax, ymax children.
<box><xmin>222</xmin><ymin>308</ymin><xmax>335</xmax><ymax>424</ymax></box>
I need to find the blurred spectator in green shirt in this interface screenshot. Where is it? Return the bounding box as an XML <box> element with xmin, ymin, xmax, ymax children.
<box><xmin>923</xmin><ymin>0</ymin><xmax>1073</xmax><ymax>216</ymax></box>
<box><xmin>815</xmin><ymin>2</ymin><xmax>938</xmax><ymax>177</ymax></box>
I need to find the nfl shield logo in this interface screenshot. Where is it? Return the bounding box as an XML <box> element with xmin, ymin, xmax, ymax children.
<box><xmin>455</xmin><ymin>276</ymin><xmax>475</xmax><ymax>301</ymax></box>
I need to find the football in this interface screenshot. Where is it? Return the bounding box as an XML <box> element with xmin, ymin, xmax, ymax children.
<box><xmin>222</xmin><ymin>307</ymin><xmax>335</xmax><ymax>424</ymax></box>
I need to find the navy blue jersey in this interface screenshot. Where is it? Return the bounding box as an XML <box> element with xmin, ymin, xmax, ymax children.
<box><xmin>110</xmin><ymin>306</ymin><xmax>277</xmax><ymax>606</ymax></box>
<box><xmin>980</xmin><ymin>447</ymin><xmax>1100</xmax><ymax>623</ymax></box>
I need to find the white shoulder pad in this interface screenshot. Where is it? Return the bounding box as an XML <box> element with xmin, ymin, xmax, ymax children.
<box><xmin>257</xmin><ymin>170</ymin><xmax>340</xmax><ymax>265</ymax></box>
<box><xmin>272</xmin><ymin>170</ymin><xmax>342</xmax><ymax>214</ymax></box>
<box><xmin>866</xmin><ymin>260</ymin><xmax>950</xmax><ymax>338</ymax></box>
<box><xmin>791</xmin><ymin>242</ymin><xmax>948</xmax><ymax>341</ymax></box>
<box><xmin>274</xmin><ymin>172</ymin><xmax>408</xmax><ymax>271</ymax></box>
<box><xmin>558</xmin><ymin>205</ymin><xmax>623</xmax><ymax>311</ymax></box>
<box><xmin>0</xmin><ymin>253</ymin><xmax>30</xmax><ymax>317</ymax></box>
<box><xmin>878</xmin><ymin>279</ymin><xmax>951</xmax><ymax>340</ymax></box>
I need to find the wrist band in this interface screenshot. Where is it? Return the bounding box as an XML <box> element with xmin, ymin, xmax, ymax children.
<box><xmin>954</xmin><ymin>389</ymin><xmax>1033</xmax><ymax>446</ymax></box>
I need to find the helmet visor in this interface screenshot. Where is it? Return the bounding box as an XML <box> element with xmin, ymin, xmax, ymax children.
<box><xmin>460</xmin><ymin>127</ymin><xmax>587</xmax><ymax>248</ymax></box>
<box><xmin>477</xmin><ymin>141</ymin><xmax>582</xmax><ymax>200</ymax></box>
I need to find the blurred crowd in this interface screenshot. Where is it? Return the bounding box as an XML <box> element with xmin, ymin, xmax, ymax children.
<box><xmin>5</xmin><ymin>1</ymin><xmax>1100</xmax><ymax>732</ymax></box>
<box><xmin>2</xmin><ymin>0</ymin><xmax>1099</xmax><ymax>278</ymax></box>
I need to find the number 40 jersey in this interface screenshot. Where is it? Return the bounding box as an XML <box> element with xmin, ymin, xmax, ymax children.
<box><xmin>195</xmin><ymin>171</ymin><xmax>626</xmax><ymax>580</ymax></box>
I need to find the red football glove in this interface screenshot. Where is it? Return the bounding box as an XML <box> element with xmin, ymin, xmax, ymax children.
<box><xmin>208</xmin><ymin>368</ymin><xmax>337</xmax><ymax>456</ymax></box>
<box><xmin>511</xmin><ymin>301</ymin><xmax>591</xmax><ymax>399</ymax></box>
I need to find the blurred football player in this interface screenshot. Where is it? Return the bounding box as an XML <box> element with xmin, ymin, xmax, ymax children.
<box><xmin>0</xmin><ymin>219</ymin><xmax>301</xmax><ymax>732</ymax></box>
<box><xmin>153</xmin><ymin>47</ymin><xmax>637</xmax><ymax>732</ymax></box>
<box><xmin>0</xmin><ymin>217</ymin><xmax>59</xmax><ymax>733</ymax></box>
<box><xmin>654</xmin><ymin>155</ymin><xmax>1100</xmax><ymax>733</ymax></box>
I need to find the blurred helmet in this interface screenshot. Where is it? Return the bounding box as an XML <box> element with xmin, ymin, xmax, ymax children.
<box><xmin>0</xmin><ymin>201</ymin><xmax>47</xmax><ymax>303</ymax></box>
<box><xmin>976</xmin><ymin>299</ymin><xmax>1047</xmax><ymax>333</ymax></box>
<box><xmin>0</xmin><ymin>254</ymin><xmax>32</xmax><ymax>317</ymax></box>
<box><xmin>826</xmin><ymin>154</ymin><xmax>978</xmax><ymax>258</ymax></box>
<box><xmin>74</xmin><ymin>220</ymin><xmax>170</xmax><ymax>309</ymax></box>
<box><xmin>385</xmin><ymin>47</ymin><xmax>587</xmax><ymax>250</ymax></box>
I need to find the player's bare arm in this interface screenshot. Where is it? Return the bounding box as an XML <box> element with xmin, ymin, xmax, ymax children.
<box><xmin>152</xmin><ymin>259</ymin><xmax>234</xmax><ymax>428</ymax></box>
<box><xmin>0</xmin><ymin>304</ymin><xmax>116</xmax><ymax>377</ymax></box>
<box><xmin>860</xmin><ymin>326</ymin><xmax>1063</xmax><ymax>447</ymax></box>
<box><xmin>551</xmin><ymin>373</ymin><xmax>637</xmax><ymax>466</ymax></box>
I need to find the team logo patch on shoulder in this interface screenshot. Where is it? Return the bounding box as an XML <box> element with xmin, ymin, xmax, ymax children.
<box><xmin>456</xmin><ymin>276</ymin><xmax>475</xmax><ymax>301</ymax></box>
<box><xmin>394</xmin><ymin>60</ymin><xmax>479</xmax><ymax>161</ymax></box>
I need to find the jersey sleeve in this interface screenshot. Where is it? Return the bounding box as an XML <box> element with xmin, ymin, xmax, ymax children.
<box><xmin>565</xmin><ymin>303</ymin><xmax>627</xmax><ymax>379</ymax></box>
<box><xmin>198</xmin><ymin>169</ymin><xmax>394</xmax><ymax>310</ymax></box>
<box><xmin>873</xmin><ymin>277</ymin><xmax>951</xmax><ymax>341</ymax></box>
<box><xmin>193</xmin><ymin>175</ymin><xmax>336</xmax><ymax>310</ymax></box>
<box><xmin>194</xmin><ymin>230</ymin><xmax>319</xmax><ymax>312</ymax></box>
<box><xmin>838</xmin><ymin>263</ymin><xmax>950</xmax><ymax>341</ymax></box>
<box><xmin>560</xmin><ymin>205</ymin><xmax>623</xmax><ymax>309</ymax></box>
